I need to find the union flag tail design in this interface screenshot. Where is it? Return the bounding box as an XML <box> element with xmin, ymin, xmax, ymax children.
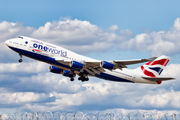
<box><xmin>141</xmin><ymin>55</ymin><xmax>170</xmax><ymax>77</ymax></box>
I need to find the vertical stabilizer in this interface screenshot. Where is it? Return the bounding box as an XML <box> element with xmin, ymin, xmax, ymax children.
<box><xmin>141</xmin><ymin>55</ymin><xmax>170</xmax><ymax>77</ymax></box>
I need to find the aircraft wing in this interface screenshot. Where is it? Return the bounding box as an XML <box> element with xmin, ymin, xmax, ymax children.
<box><xmin>55</xmin><ymin>56</ymin><xmax>157</xmax><ymax>75</ymax></box>
<box><xmin>55</xmin><ymin>56</ymin><xmax>70</xmax><ymax>62</ymax></box>
<box><xmin>111</xmin><ymin>57</ymin><xmax>157</xmax><ymax>68</ymax></box>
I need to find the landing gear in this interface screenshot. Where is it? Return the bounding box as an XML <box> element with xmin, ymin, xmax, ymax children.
<box><xmin>19</xmin><ymin>54</ymin><xmax>23</xmax><ymax>63</ymax></box>
<box><xmin>70</xmin><ymin>78</ymin><xmax>74</xmax><ymax>81</ymax></box>
<box><xmin>69</xmin><ymin>73</ymin><xmax>75</xmax><ymax>82</ymax></box>
<box><xmin>78</xmin><ymin>72</ymin><xmax>89</xmax><ymax>82</ymax></box>
<box><xmin>78</xmin><ymin>76</ymin><xmax>89</xmax><ymax>82</ymax></box>
<box><xmin>19</xmin><ymin>59</ymin><xmax>23</xmax><ymax>63</ymax></box>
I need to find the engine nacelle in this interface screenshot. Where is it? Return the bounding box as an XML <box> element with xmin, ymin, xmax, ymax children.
<box><xmin>49</xmin><ymin>66</ymin><xmax>63</xmax><ymax>74</ymax></box>
<box><xmin>63</xmin><ymin>70</ymin><xmax>76</xmax><ymax>78</ymax></box>
<box><xmin>49</xmin><ymin>66</ymin><xmax>76</xmax><ymax>78</ymax></box>
<box><xmin>70</xmin><ymin>61</ymin><xmax>84</xmax><ymax>69</ymax></box>
<box><xmin>101</xmin><ymin>61</ymin><xmax>115</xmax><ymax>69</ymax></box>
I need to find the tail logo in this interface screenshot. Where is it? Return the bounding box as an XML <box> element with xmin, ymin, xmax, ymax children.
<box><xmin>141</xmin><ymin>58</ymin><xmax>169</xmax><ymax>77</ymax></box>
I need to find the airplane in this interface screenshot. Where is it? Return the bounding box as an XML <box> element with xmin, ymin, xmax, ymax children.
<box><xmin>5</xmin><ymin>36</ymin><xmax>175</xmax><ymax>84</ymax></box>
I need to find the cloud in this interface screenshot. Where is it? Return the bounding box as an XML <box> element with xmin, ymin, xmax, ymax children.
<box><xmin>0</xmin><ymin>18</ymin><xmax>133</xmax><ymax>56</ymax></box>
<box><xmin>173</xmin><ymin>18</ymin><xmax>180</xmax><ymax>31</ymax></box>
<box><xmin>0</xmin><ymin>61</ymin><xmax>179</xmax><ymax>112</ymax></box>
<box><xmin>0</xmin><ymin>21</ymin><xmax>34</xmax><ymax>63</ymax></box>
<box><xmin>2</xmin><ymin>17</ymin><xmax>180</xmax><ymax>56</ymax></box>
<box><xmin>106</xmin><ymin>25</ymin><xmax>119</xmax><ymax>32</ymax></box>
<box><xmin>140</xmin><ymin>90</ymin><xmax>180</xmax><ymax>109</ymax></box>
<box><xmin>0</xmin><ymin>62</ymin><xmax>47</xmax><ymax>73</ymax></box>
<box><xmin>30</xmin><ymin>19</ymin><xmax>127</xmax><ymax>53</ymax></box>
<box><xmin>121</xmin><ymin>18</ymin><xmax>180</xmax><ymax>56</ymax></box>
<box><xmin>1</xmin><ymin>18</ymin><xmax>180</xmax><ymax>112</ymax></box>
<box><xmin>0</xmin><ymin>91</ymin><xmax>56</xmax><ymax>109</ymax></box>
<box><xmin>0</xmin><ymin>21</ymin><xmax>34</xmax><ymax>41</ymax></box>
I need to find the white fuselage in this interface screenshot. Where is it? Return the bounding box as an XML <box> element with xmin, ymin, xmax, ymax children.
<box><xmin>5</xmin><ymin>36</ymin><xmax>158</xmax><ymax>84</ymax></box>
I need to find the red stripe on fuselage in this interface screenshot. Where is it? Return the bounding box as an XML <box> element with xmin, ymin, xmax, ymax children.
<box><xmin>145</xmin><ymin>59</ymin><xmax>169</xmax><ymax>66</ymax></box>
<box><xmin>33</xmin><ymin>49</ymin><xmax>42</xmax><ymax>52</ymax></box>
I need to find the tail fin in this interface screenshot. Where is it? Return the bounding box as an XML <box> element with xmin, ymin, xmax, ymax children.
<box><xmin>141</xmin><ymin>55</ymin><xmax>170</xmax><ymax>77</ymax></box>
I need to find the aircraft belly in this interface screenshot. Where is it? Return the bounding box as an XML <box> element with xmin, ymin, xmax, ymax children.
<box><xmin>8</xmin><ymin>47</ymin><xmax>134</xmax><ymax>83</ymax></box>
<box><xmin>9</xmin><ymin>46</ymin><xmax>72</xmax><ymax>69</ymax></box>
<box><xmin>95</xmin><ymin>73</ymin><xmax>133</xmax><ymax>83</ymax></box>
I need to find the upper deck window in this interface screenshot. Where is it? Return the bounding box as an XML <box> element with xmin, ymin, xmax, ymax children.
<box><xmin>18</xmin><ymin>36</ymin><xmax>23</xmax><ymax>39</ymax></box>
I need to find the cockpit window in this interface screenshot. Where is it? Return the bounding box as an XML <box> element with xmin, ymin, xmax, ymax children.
<box><xmin>18</xmin><ymin>36</ymin><xmax>23</xmax><ymax>39</ymax></box>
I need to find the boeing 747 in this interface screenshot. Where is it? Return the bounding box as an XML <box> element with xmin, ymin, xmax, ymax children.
<box><xmin>5</xmin><ymin>36</ymin><xmax>175</xmax><ymax>84</ymax></box>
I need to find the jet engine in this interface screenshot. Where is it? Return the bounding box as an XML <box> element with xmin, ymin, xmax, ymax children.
<box><xmin>70</xmin><ymin>61</ymin><xmax>84</xmax><ymax>69</ymax></box>
<box><xmin>100</xmin><ymin>61</ymin><xmax>115</xmax><ymax>69</ymax></box>
<box><xmin>49</xmin><ymin>66</ymin><xmax>63</xmax><ymax>74</ymax></box>
<box><xmin>63</xmin><ymin>70</ymin><xmax>76</xmax><ymax>78</ymax></box>
<box><xmin>49</xmin><ymin>65</ymin><xmax>76</xmax><ymax>81</ymax></box>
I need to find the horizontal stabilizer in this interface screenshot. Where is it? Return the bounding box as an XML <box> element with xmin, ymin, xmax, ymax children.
<box><xmin>142</xmin><ymin>76</ymin><xmax>175</xmax><ymax>81</ymax></box>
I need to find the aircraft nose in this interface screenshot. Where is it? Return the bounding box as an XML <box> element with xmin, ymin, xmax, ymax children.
<box><xmin>5</xmin><ymin>39</ymin><xmax>13</xmax><ymax>47</ymax></box>
<box><xmin>5</xmin><ymin>40</ymin><xmax>9</xmax><ymax>46</ymax></box>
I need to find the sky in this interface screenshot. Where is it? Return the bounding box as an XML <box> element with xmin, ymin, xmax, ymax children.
<box><xmin>0</xmin><ymin>0</ymin><xmax>180</xmax><ymax>114</ymax></box>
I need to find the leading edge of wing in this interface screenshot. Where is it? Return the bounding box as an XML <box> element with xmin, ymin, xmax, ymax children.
<box><xmin>112</xmin><ymin>57</ymin><xmax>157</xmax><ymax>66</ymax></box>
<box><xmin>55</xmin><ymin>57</ymin><xmax>157</xmax><ymax>70</ymax></box>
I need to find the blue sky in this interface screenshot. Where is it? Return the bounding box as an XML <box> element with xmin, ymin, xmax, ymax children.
<box><xmin>0</xmin><ymin>0</ymin><xmax>180</xmax><ymax>114</ymax></box>
<box><xmin>1</xmin><ymin>0</ymin><xmax>180</xmax><ymax>34</ymax></box>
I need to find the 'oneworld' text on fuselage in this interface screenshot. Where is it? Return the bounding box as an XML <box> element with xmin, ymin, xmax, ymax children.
<box><xmin>33</xmin><ymin>43</ymin><xmax>67</xmax><ymax>57</ymax></box>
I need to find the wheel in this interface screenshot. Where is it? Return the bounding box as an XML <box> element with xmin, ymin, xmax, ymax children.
<box><xmin>85</xmin><ymin>77</ymin><xmax>89</xmax><ymax>81</ymax></box>
<box><xmin>78</xmin><ymin>76</ymin><xmax>88</xmax><ymax>82</ymax></box>
<box><xmin>19</xmin><ymin>59</ymin><xmax>23</xmax><ymax>63</ymax></box>
<box><xmin>70</xmin><ymin>78</ymin><xmax>74</xmax><ymax>81</ymax></box>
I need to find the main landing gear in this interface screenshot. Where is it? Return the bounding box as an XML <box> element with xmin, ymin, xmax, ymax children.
<box><xmin>18</xmin><ymin>54</ymin><xmax>23</xmax><ymax>63</ymax></box>
<box><xmin>69</xmin><ymin>74</ymin><xmax>75</xmax><ymax>81</ymax></box>
<box><xmin>78</xmin><ymin>72</ymin><xmax>89</xmax><ymax>82</ymax></box>
<box><xmin>69</xmin><ymin>77</ymin><xmax>89</xmax><ymax>82</ymax></box>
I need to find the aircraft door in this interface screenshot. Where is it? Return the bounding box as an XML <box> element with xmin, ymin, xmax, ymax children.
<box><xmin>28</xmin><ymin>41</ymin><xmax>33</xmax><ymax>51</ymax></box>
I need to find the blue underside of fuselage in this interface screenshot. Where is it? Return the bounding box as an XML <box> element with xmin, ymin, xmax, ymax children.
<box><xmin>9</xmin><ymin>46</ymin><xmax>133</xmax><ymax>83</ymax></box>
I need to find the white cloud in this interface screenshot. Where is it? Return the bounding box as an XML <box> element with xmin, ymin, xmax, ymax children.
<box><xmin>121</xmin><ymin>18</ymin><xmax>180</xmax><ymax>56</ymax></box>
<box><xmin>30</xmin><ymin>19</ymin><xmax>126</xmax><ymax>53</ymax></box>
<box><xmin>173</xmin><ymin>18</ymin><xmax>180</xmax><ymax>31</ymax></box>
<box><xmin>106</xmin><ymin>25</ymin><xmax>119</xmax><ymax>32</ymax></box>
<box><xmin>31</xmin><ymin>19</ymin><xmax>100</xmax><ymax>44</ymax></box>
<box><xmin>0</xmin><ymin>92</ymin><xmax>48</xmax><ymax>104</ymax></box>
<box><xmin>162</xmin><ymin>64</ymin><xmax>180</xmax><ymax>77</ymax></box>
<box><xmin>1</xmin><ymin>18</ymin><xmax>180</xmax><ymax>112</ymax></box>
<box><xmin>0</xmin><ymin>21</ymin><xmax>34</xmax><ymax>41</ymax></box>
<box><xmin>0</xmin><ymin>18</ymin><xmax>132</xmax><ymax>55</ymax></box>
<box><xmin>1</xmin><ymin>18</ymin><xmax>180</xmax><ymax>57</ymax></box>
<box><xmin>140</xmin><ymin>90</ymin><xmax>180</xmax><ymax>108</ymax></box>
<box><xmin>0</xmin><ymin>62</ymin><xmax>179</xmax><ymax>112</ymax></box>
<box><xmin>0</xmin><ymin>62</ymin><xmax>47</xmax><ymax>73</ymax></box>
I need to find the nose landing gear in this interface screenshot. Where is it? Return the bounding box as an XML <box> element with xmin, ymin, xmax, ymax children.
<box><xmin>19</xmin><ymin>54</ymin><xmax>23</xmax><ymax>63</ymax></box>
